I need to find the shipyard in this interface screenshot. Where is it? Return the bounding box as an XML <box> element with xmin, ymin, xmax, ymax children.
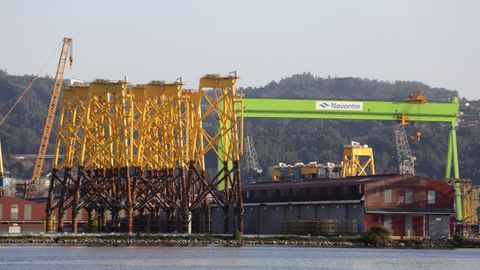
<box><xmin>1</xmin><ymin>1</ymin><xmax>480</xmax><ymax>270</ymax></box>
<box><xmin>0</xmin><ymin>62</ymin><xmax>477</xmax><ymax>241</ymax></box>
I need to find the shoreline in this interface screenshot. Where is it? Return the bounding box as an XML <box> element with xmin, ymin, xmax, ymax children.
<box><xmin>1</xmin><ymin>234</ymin><xmax>479</xmax><ymax>249</ymax></box>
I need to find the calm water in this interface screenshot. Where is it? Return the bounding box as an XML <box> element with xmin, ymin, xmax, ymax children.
<box><xmin>0</xmin><ymin>245</ymin><xmax>479</xmax><ymax>270</ymax></box>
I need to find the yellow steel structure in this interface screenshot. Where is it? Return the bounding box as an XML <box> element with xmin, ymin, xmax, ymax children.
<box><xmin>132</xmin><ymin>81</ymin><xmax>186</xmax><ymax>229</ymax></box>
<box><xmin>46</xmin><ymin>73</ymin><xmax>245</xmax><ymax>234</ymax></box>
<box><xmin>183</xmin><ymin>73</ymin><xmax>244</xmax><ymax>233</ymax></box>
<box><xmin>47</xmin><ymin>80</ymin><xmax>135</xmax><ymax>232</ymax></box>
<box><xmin>32</xmin><ymin>37</ymin><xmax>73</xmax><ymax>183</ymax></box>
<box><xmin>52</xmin><ymin>87</ymin><xmax>87</xmax><ymax>170</ymax></box>
<box><xmin>460</xmin><ymin>180</ymin><xmax>478</xmax><ymax>227</ymax></box>
<box><xmin>341</xmin><ymin>142</ymin><xmax>375</xmax><ymax>178</ymax></box>
<box><xmin>444</xmin><ymin>178</ymin><xmax>479</xmax><ymax>233</ymax></box>
<box><xmin>464</xmin><ymin>185</ymin><xmax>478</xmax><ymax>226</ymax></box>
<box><xmin>48</xmin><ymin>85</ymin><xmax>90</xmax><ymax>232</ymax></box>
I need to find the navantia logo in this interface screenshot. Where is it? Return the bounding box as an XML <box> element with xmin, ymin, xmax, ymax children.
<box><xmin>318</xmin><ymin>102</ymin><xmax>330</xmax><ymax>109</ymax></box>
<box><xmin>316</xmin><ymin>101</ymin><xmax>364</xmax><ymax>111</ymax></box>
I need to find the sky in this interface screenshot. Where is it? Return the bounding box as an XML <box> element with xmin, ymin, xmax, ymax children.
<box><xmin>0</xmin><ymin>0</ymin><xmax>479</xmax><ymax>99</ymax></box>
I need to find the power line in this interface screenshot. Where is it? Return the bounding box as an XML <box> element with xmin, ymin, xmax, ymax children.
<box><xmin>0</xmin><ymin>40</ymin><xmax>63</xmax><ymax>127</ymax></box>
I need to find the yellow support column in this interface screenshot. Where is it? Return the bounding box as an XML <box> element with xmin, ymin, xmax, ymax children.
<box><xmin>46</xmin><ymin>87</ymin><xmax>75</xmax><ymax>232</ymax></box>
<box><xmin>462</xmin><ymin>180</ymin><xmax>478</xmax><ymax>230</ymax></box>
<box><xmin>145</xmin><ymin>80</ymin><xmax>185</xmax><ymax>231</ymax></box>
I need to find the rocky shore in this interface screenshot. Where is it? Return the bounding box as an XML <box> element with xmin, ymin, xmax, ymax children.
<box><xmin>1</xmin><ymin>234</ymin><xmax>479</xmax><ymax>248</ymax></box>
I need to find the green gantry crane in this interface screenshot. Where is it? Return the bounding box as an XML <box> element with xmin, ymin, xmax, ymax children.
<box><xmin>238</xmin><ymin>95</ymin><xmax>463</xmax><ymax>220</ymax></box>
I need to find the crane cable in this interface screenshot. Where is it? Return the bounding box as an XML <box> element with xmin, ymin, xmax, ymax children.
<box><xmin>0</xmin><ymin>40</ymin><xmax>63</xmax><ymax>127</ymax></box>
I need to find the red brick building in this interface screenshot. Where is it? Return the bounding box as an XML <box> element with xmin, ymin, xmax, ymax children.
<box><xmin>0</xmin><ymin>197</ymin><xmax>87</xmax><ymax>233</ymax></box>
<box><xmin>363</xmin><ymin>176</ymin><xmax>454</xmax><ymax>239</ymax></box>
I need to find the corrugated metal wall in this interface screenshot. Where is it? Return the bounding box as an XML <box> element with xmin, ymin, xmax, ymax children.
<box><xmin>214</xmin><ymin>203</ymin><xmax>364</xmax><ymax>235</ymax></box>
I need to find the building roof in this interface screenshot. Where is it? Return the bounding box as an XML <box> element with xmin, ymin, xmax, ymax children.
<box><xmin>0</xmin><ymin>196</ymin><xmax>46</xmax><ymax>205</ymax></box>
<box><xmin>243</xmin><ymin>174</ymin><xmax>411</xmax><ymax>190</ymax></box>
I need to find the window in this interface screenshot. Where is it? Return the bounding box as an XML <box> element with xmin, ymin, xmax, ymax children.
<box><xmin>405</xmin><ymin>189</ymin><xmax>413</xmax><ymax>204</ymax></box>
<box><xmin>428</xmin><ymin>190</ymin><xmax>436</xmax><ymax>204</ymax></box>
<box><xmin>384</xmin><ymin>189</ymin><xmax>392</xmax><ymax>203</ymax></box>
<box><xmin>384</xmin><ymin>216</ymin><xmax>392</xmax><ymax>231</ymax></box>
<box><xmin>24</xmin><ymin>205</ymin><xmax>32</xmax><ymax>220</ymax></box>
<box><xmin>10</xmin><ymin>204</ymin><xmax>18</xmax><ymax>220</ymax></box>
<box><xmin>405</xmin><ymin>216</ymin><xmax>412</xmax><ymax>236</ymax></box>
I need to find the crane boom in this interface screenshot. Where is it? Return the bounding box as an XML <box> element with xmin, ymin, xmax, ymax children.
<box><xmin>31</xmin><ymin>37</ymin><xmax>72</xmax><ymax>182</ymax></box>
<box><xmin>244</xmin><ymin>135</ymin><xmax>262</xmax><ymax>183</ymax></box>
<box><xmin>394</xmin><ymin>124</ymin><xmax>416</xmax><ymax>175</ymax></box>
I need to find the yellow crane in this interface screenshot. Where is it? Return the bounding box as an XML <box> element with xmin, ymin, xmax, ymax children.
<box><xmin>28</xmin><ymin>37</ymin><xmax>72</xmax><ymax>197</ymax></box>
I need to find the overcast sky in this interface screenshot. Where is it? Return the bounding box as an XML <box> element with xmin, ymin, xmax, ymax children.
<box><xmin>1</xmin><ymin>0</ymin><xmax>479</xmax><ymax>99</ymax></box>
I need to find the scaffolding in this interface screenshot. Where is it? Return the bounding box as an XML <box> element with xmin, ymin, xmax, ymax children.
<box><xmin>45</xmin><ymin>74</ymin><xmax>244</xmax><ymax>234</ymax></box>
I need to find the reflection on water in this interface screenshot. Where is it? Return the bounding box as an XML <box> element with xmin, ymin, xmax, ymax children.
<box><xmin>0</xmin><ymin>245</ymin><xmax>479</xmax><ymax>270</ymax></box>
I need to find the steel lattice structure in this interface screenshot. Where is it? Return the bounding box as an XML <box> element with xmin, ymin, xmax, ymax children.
<box><xmin>45</xmin><ymin>74</ymin><xmax>243</xmax><ymax>234</ymax></box>
<box><xmin>244</xmin><ymin>136</ymin><xmax>262</xmax><ymax>183</ymax></box>
<box><xmin>394</xmin><ymin>125</ymin><xmax>416</xmax><ymax>175</ymax></box>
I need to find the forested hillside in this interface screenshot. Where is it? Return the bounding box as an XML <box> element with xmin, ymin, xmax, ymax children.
<box><xmin>0</xmin><ymin>70</ymin><xmax>478</xmax><ymax>184</ymax></box>
<box><xmin>0</xmin><ymin>70</ymin><xmax>56</xmax><ymax>178</ymax></box>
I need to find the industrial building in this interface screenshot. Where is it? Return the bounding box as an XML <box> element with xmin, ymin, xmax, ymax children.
<box><xmin>0</xmin><ymin>195</ymin><xmax>200</xmax><ymax>234</ymax></box>
<box><xmin>0</xmin><ymin>197</ymin><xmax>87</xmax><ymax>234</ymax></box>
<box><xmin>212</xmin><ymin>174</ymin><xmax>455</xmax><ymax>239</ymax></box>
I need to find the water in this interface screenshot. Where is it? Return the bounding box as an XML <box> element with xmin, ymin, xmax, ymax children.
<box><xmin>0</xmin><ymin>245</ymin><xmax>479</xmax><ymax>270</ymax></box>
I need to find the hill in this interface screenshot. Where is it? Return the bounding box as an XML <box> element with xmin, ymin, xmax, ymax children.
<box><xmin>0</xmin><ymin>70</ymin><xmax>56</xmax><ymax>178</ymax></box>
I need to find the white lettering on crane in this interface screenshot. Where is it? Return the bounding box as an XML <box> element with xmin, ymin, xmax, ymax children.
<box><xmin>315</xmin><ymin>101</ymin><xmax>364</xmax><ymax>111</ymax></box>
